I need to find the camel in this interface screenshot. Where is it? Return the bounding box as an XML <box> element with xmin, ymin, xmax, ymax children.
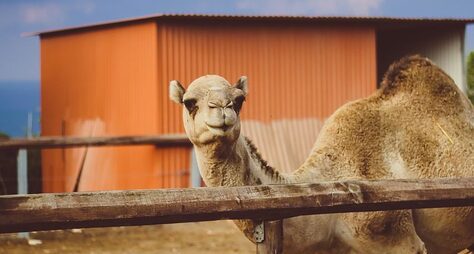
<box><xmin>169</xmin><ymin>55</ymin><xmax>473</xmax><ymax>253</ymax></box>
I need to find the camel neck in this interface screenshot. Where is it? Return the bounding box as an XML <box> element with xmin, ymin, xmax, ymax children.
<box><xmin>194</xmin><ymin>135</ymin><xmax>287</xmax><ymax>187</ymax></box>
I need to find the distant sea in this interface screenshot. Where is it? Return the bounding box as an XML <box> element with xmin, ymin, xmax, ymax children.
<box><xmin>0</xmin><ymin>80</ymin><xmax>40</xmax><ymax>137</ymax></box>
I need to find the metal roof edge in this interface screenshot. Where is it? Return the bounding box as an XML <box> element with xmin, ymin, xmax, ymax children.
<box><xmin>24</xmin><ymin>13</ymin><xmax>474</xmax><ymax>37</ymax></box>
<box><xmin>23</xmin><ymin>13</ymin><xmax>166</xmax><ymax>37</ymax></box>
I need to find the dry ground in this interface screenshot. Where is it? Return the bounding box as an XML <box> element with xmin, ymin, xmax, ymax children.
<box><xmin>0</xmin><ymin>221</ymin><xmax>254</xmax><ymax>254</ymax></box>
<box><xmin>2</xmin><ymin>221</ymin><xmax>472</xmax><ymax>254</ymax></box>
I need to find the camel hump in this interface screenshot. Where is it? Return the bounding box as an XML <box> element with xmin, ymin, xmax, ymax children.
<box><xmin>380</xmin><ymin>55</ymin><xmax>455</xmax><ymax>95</ymax></box>
<box><xmin>379</xmin><ymin>55</ymin><xmax>469</xmax><ymax>113</ymax></box>
<box><xmin>380</xmin><ymin>55</ymin><xmax>458</xmax><ymax>96</ymax></box>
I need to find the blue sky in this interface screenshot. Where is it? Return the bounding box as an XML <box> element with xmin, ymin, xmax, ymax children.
<box><xmin>0</xmin><ymin>0</ymin><xmax>474</xmax><ymax>81</ymax></box>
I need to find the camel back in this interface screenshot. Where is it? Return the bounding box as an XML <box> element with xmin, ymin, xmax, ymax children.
<box><xmin>379</xmin><ymin>55</ymin><xmax>472</xmax><ymax>116</ymax></box>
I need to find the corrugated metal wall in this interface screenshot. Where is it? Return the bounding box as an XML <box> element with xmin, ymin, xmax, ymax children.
<box><xmin>158</xmin><ymin>21</ymin><xmax>377</xmax><ymax>173</ymax></box>
<box><xmin>41</xmin><ymin>20</ymin><xmax>376</xmax><ymax>192</ymax></box>
<box><xmin>159</xmin><ymin>22</ymin><xmax>376</xmax><ymax>121</ymax></box>
<box><xmin>41</xmin><ymin>21</ymin><xmax>167</xmax><ymax>192</ymax></box>
<box><xmin>241</xmin><ymin>119</ymin><xmax>324</xmax><ymax>172</ymax></box>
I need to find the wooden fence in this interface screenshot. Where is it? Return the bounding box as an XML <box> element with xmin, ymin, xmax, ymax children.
<box><xmin>1</xmin><ymin>177</ymin><xmax>473</xmax><ymax>253</ymax></box>
<box><xmin>0</xmin><ymin>134</ymin><xmax>195</xmax><ymax>193</ymax></box>
<box><xmin>0</xmin><ymin>134</ymin><xmax>191</xmax><ymax>150</ymax></box>
<box><xmin>1</xmin><ymin>136</ymin><xmax>473</xmax><ymax>253</ymax></box>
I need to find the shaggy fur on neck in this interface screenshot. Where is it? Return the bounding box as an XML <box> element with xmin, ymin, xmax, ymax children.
<box><xmin>244</xmin><ymin>136</ymin><xmax>284</xmax><ymax>183</ymax></box>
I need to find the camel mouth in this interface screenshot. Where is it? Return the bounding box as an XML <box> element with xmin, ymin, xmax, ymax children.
<box><xmin>206</xmin><ymin>124</ymin><xmax>233</xmax><ymax>136</ymax></box>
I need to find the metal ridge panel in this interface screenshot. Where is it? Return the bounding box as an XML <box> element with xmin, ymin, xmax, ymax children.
<box><xmin>24</xmin><ymin>13</ymin><xmax>474</xmax><ymax>37</ymax></box>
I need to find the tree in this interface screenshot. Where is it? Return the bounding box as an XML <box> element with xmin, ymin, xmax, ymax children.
<box><xmin>467</xmin><ymin>51</ymin><xmax>474</xmax><ymax>104</ymax></box>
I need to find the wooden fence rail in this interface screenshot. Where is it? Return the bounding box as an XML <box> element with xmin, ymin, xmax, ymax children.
<box><xmin>1</xmin><ymin>177</ymin><xmax>473</xmax><ymax>234</ymax></box>
<box><xmin>0</xmin><ymin>134</ymin><xmax>191</xmax><ymax>149</ymax></box>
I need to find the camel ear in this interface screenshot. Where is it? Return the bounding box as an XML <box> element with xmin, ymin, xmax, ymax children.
<box><xmin>169</xmin><ymin>80</ymin><xmax>185</xmax><ymax>104</ymax></box>
<box><xmin>234</xmin><ymin>76</ymin><xmax>248</xmax><ymax>97</ymax></box>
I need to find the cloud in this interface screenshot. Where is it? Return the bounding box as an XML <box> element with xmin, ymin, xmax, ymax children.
<box><xmin>347</xmin><ymin>0</ymin><xmax>382</xmax><ymax>15</ymax></box>
<box><xmin>236</xmin><ymin>0</ymin><xmax>383</xmax><ymax>16</ymax></box>
<box><xmin>19</xmin><ymin>1</ymin><xmax>95</xmax><ymax>25</ymax></box>
<box><xmin>20</xmin><ymin>3</ymin><xmax>65</xmax><ymax>24</ymax></box>
<box><xmin>73</xmin><ymin>1</ymin><xmax>96</xmax><ymax>15</ymax></box>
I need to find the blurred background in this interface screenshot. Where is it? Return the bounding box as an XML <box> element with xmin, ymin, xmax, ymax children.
<box><xmin>1</xmin><ymin>0</ymin><xmax>473</xmax><ymax>137</ymax></box>
<box><xmin>1</xmin><ymin>1</ymin><xmax>474</xmax><ymax>253</ymax></box>
<box><xmin>0</xmin><ymin>0</ymin><xmax>473</xmax><ymax>191</ymax></box>
<box><xmin>1</xmin><ymin>0</ymin><xmax>474</xmax><ymax>194</ymax></box>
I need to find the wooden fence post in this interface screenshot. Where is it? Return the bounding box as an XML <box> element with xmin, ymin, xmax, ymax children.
<box><xmin>256</xmin><ymin>220</ymin><xmax>283</xmax><ymax>254</ymax></box>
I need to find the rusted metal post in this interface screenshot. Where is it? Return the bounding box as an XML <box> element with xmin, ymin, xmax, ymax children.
<box><xmin>16</xmin><ymin>112</ymin><xmax>33</xmax><ymax>239</ymax></box>
<box><xmin>255</xmin><ymin>220</ymin><xmax>283</xmax><ymax>254</ymax></box>
<box><xmin>190</xmin><ymin>148</ymin><xmax>201</xmax><ymax>187</ymax></box>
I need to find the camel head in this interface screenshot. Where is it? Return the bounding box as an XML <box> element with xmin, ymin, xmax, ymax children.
<box><xmin>169</xmin><ymin>75</ymin><xmax>248</xmax><ymax>148</ymax></box>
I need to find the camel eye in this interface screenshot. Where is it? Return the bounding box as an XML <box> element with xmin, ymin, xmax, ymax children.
<box><xmin>183</xmin><ymin>99</ymin><xmax>197</xmax><ymax>113</ymax></box>
<box><xmin>233</xmin><ymin>95</ymin><xmax>245</xmax><ymax>114</ymax></box>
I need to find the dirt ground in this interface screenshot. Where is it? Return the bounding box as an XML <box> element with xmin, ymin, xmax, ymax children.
<box><xmin>2</xmin><ymin>222</ymin><xmax>472</xmax><ymax>254</ymax></box>
<box><xmin>0</xmin><ymin>221</ymin><xmax>255</xmax><ymax>254</ymax></box>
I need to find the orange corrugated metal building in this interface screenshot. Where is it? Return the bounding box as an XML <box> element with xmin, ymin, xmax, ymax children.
<box><xmin>34</xmin><ymin>14</ymin><xmax>473</xmax><ymax>192</ymax></box>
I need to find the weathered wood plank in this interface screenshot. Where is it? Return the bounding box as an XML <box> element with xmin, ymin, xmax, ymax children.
<box><xmin>0</xmin><ymin>134</ymin><xmax>191</xmax><ymax>149</ymax></box>
<box><xmin>256</xmin><ymin>220</ymin><xmax>283</xmax><ymax>254</ymax></box>
<box><xmin>0</xmin><ymin>177</ymin><xmax>473</xmax><ymax>233</ymax></box>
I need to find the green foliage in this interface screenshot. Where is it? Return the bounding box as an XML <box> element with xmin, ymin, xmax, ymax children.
<box><xmin>0</xmin><ymin>132</ymin><xmax>9</xmax><ymax>140</ymax></box>
<box><xmin>467</xmin><ymin>51</ymin><xmax>474</xmax><ymax>104</ymax></box>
